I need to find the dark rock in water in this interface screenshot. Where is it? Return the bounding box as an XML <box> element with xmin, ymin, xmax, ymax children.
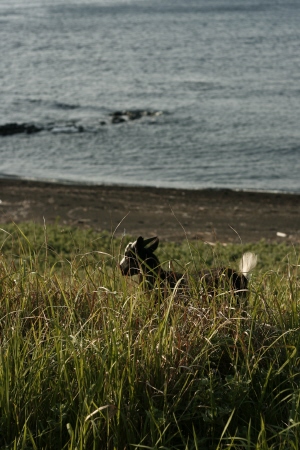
<box><xmin>109</xmin><ymin>109</ymin><xmax>162</xmax><ymax>124</ymax></box>
<box><xmin>111</xmin><ymin>116</ymin><xmax>126</xmax><ymax>124</ymax></box>
<box><xmin>126</xmin><ymin>110</ymin><xmax>144</xmax><ymax>120</ymax></box>
<box><xmin>0</xmin><ymin>122</ymin><xmax>42</xmax><ymax>136</ymax></box>
<box><xmin>111</xmin><ymin>111</ymin><xmax>124</xmax><ymax>117</ymax></box>
<box><xmin>25</xmin><ymin>124</ymin><xmax>42</xmax><ymax>134</ymax></box>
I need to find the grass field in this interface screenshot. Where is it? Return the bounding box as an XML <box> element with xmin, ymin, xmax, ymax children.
<box><xmin>0</xmin><ymin>222</ymin><xmax>300</xmax><ymax>449</ymax></box>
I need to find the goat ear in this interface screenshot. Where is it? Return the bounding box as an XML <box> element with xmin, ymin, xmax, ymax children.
<box><xmin>136</xmin><ymin>236</ymin><xmax>144</xmax><ymax>249</ymax></box>
<box><xmin>145</xmin><ymin>236</ymin><xmax>159</xmax><ymax>252</ymax></box>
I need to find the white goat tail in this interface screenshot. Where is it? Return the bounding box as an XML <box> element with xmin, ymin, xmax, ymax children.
<box><xmin>239</xmin><ymin>252</ymin><xmax>258</xmax><ymax>278</ymax></box>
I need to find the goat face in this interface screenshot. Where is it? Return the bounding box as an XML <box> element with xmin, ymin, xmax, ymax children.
<box><xmin>119</xmin><ymin>241</ymin><xmax>140</xmax><ymax>276</ymax></box>
<box><xmin>119</xmin><ymin>236</ymin><xmax>159</xmax><ymax>277</ymax></box>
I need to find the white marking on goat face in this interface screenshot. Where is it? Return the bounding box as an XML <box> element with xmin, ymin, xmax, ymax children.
<box><xmin>119</xmin><ymin>242</ymin><xmax>140</xmax><ymax>276</ymax></box>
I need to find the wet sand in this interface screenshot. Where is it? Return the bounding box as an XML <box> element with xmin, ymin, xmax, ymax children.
<box><xmin>0</xmin><ymin>179</ymin><xmax>300</xmax><ymax>243</ymax></box>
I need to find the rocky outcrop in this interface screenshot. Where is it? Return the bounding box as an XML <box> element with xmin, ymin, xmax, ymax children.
<box><xmin>0</xmin><ymin>111</ymin><xmax>163</xmax><ymax>136</ymax></box>
<box><xmin>109</xmin><ymin>110</ymin><xmax>162</xmax><ymax>124</ymax></box>
<box><xmin>0</xmin><ymin>123</ymin><xmax>43</xmax><ymax>136</ymax></box>
<box><xmin>110</xmin><ymin>113</ymin><xmax>126</xmax><ymax>124</ymax></box>
<box><xmin>0</xmin><ymin>122</ymin><xmax>87</xmax><ymax>136</ymax></box>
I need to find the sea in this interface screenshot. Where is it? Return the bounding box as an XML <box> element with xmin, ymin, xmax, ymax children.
<box><xmin>1</xmin><ymin>0</ymin><xmax>300</xmax><ymax>193</ymax></box>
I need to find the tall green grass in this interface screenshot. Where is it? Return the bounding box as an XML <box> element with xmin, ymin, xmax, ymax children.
<box><xmin>0</xmin><ymin>223</ymin><xmax>300</xmax><ymax>449</ymax></box>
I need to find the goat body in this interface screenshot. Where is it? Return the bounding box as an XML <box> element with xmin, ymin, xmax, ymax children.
<box><xmin>119</xmin><ymin>236</ymin><xmax>257</xmax><ymax>298</ymax></box>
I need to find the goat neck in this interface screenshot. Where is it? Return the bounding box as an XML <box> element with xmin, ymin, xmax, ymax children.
<box><xmin>137</xmin><ymin>247</ymin><xmax>167</xmax><ymax>288</ymax></box>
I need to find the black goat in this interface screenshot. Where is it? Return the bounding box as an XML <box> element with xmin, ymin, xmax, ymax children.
<box><xmin>119</xmin><ymin>236</ymin><xmax>257</xmax><ymax>298</ymax></box>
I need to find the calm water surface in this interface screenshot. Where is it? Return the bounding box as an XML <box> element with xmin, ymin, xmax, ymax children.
<box><xmin>1</xmin><ymin>0</ymin><xmax>300</xmax><ymax>192</ymax></box>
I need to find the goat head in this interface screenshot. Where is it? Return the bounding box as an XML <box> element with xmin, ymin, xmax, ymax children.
<box><xmin>119</xmin><ymin>236</ymin><xmax>159</xmax><ymax>276</ymax></box>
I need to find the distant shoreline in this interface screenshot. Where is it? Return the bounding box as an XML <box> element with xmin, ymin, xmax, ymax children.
<box><xmin>1</xmin><ymin>175</ymin><xmax>300</xmax><ymax>196</ymax></box>
<box><xmin>0</xmin><ymin>178</ymin><xmax>300</xmax><ymax>243</ymax></box>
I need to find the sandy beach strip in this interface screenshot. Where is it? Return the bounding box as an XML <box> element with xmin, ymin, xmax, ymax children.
<box><xmin>0</xmin><ymin>179</ymin><xmax>299</xmax><ymax>243</ymax></box>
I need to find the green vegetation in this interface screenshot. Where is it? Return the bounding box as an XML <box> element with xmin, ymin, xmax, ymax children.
<box><xmin>0</xmin><ymin>222</ymin><xmax>300</xmax><ymax>449</ymax></box>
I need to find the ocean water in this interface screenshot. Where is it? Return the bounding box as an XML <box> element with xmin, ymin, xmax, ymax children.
<box><xmin>1</xmin><ymin>0</ymin><xmax>300</xmax><ymax>192</ymax></box>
